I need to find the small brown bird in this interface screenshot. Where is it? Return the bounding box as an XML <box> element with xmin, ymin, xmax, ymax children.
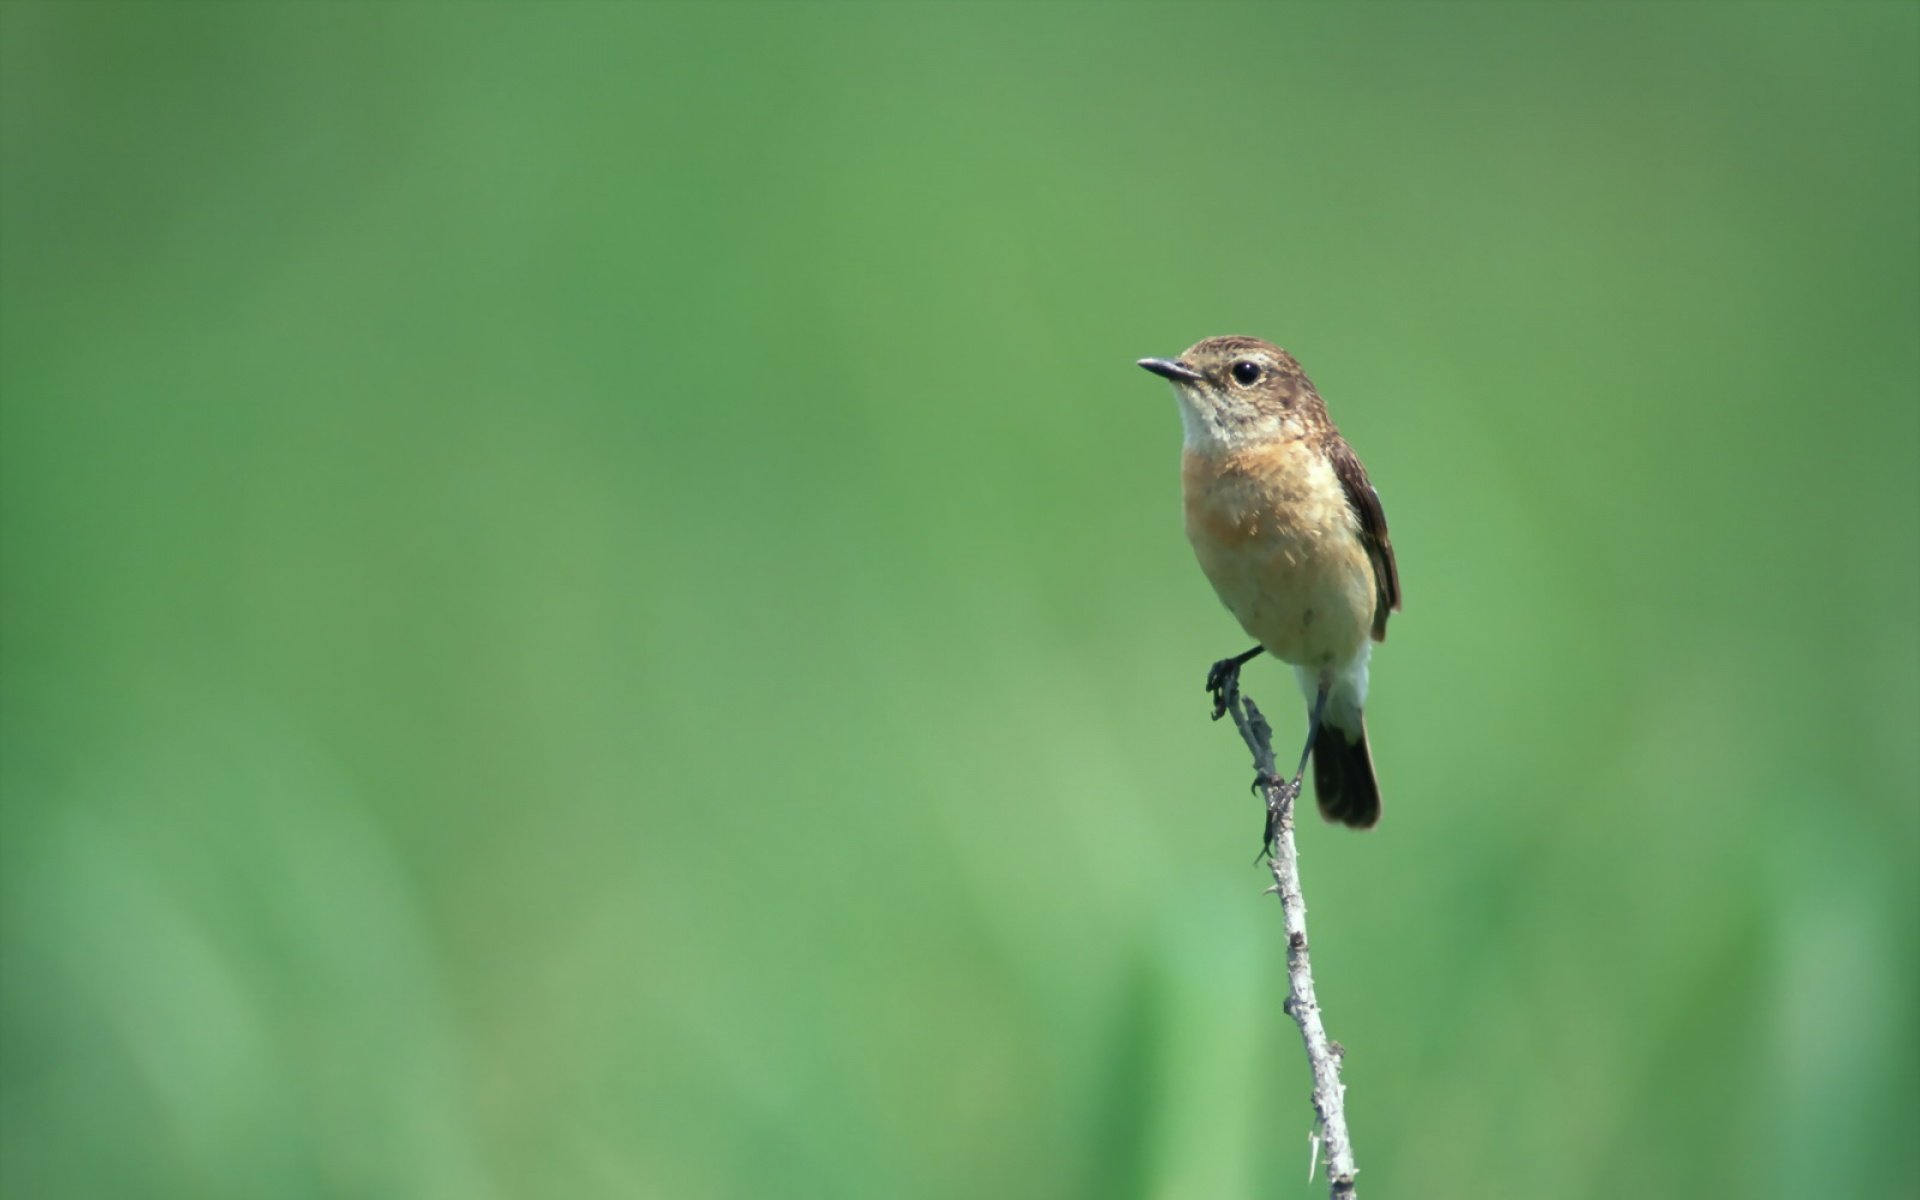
<box><xmin>1140</xmin><ymin>336</ymin><xmax>1401</xmax><ymax>828</ymax></box>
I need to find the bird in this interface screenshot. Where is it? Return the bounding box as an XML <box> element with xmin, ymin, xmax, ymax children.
<box><xmin>1139</xmin><ymin>336</ymin><xmax>1401</xmax><ymax>829</ymax></box>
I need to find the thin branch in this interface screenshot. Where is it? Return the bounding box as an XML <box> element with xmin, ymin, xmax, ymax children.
<box><xmin>1218</xmin><ymin>681</ymin><xmax>1359</xmax><ymax>1199</ymax></box>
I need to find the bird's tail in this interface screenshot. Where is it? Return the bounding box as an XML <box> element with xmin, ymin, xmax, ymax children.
<box><xmin>1313</xmin><ymin>715</ymin><xmax>1381</xmax><ymax>829</ymax></box>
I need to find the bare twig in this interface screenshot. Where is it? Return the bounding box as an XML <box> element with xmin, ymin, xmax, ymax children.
<box><xmin>1217</xmin><ymin>680</ymin><xmax>1359</xmax><ymax>1199</ymax></box>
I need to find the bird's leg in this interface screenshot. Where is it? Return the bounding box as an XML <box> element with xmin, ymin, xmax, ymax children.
<box><xmin>1205</xmin><ymin>645</ymin><xmax>1265</xmax><ymax>721</ymax></box>
<box><xmin>1258</xmin><ymin>681</ymin><xmax>1330</xmax><ymax>858</ymax></box>
<box><xmin>1292</xmin><ymin>680</ymin><xmax>1330</xmax><ymax>794</ymax></box>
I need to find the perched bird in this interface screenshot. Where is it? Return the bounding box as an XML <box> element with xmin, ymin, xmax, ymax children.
<box><xmin>1140</xmin><ymin>336</ymin><xmax>1401</xmax><ymax>829</ymax></box>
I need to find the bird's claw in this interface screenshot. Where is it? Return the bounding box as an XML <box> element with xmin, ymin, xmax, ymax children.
<box><xmin>1253</xmin><ymin>773</ymin><xmax>1299</xmax><ymax>861</ymax></box>
<box><xmin>1205</xmin><ymin>657</ymin><xmax>1242</xmax><ymax>721</ymax></box>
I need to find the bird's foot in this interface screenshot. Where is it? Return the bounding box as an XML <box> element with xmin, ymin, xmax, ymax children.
<box><xmin>1205</xmin><ymin>647</ymin><xmax>1265</xmax><ymax>721</ymax></box>
<box><xmin>1206</xmin><ymin>657</ymin><xmax>1244</xmax><ymax>721</ymax></box>
<box><xmin>1253</xmin><ymin>773</ymin><xmax>1300</xmax><ymax>861</ymax></box>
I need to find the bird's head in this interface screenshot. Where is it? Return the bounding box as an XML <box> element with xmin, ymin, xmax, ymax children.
<box><xmin>1139</xmin><ymin>335</ymin><xmax>1326</xmax><ymax>451</ymax></box>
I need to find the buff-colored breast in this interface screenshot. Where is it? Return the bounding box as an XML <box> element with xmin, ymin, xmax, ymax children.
<box><xmin>1182</xmin><ymin>440</ymin><xmax>1377</xmax><ymax>671</ymax></box>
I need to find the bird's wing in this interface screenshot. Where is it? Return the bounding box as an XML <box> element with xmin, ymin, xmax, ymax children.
<box><xmin>1327</xmin><ymin>438</ymin><xmax>1401</xmax><ymax>641</ymax></box>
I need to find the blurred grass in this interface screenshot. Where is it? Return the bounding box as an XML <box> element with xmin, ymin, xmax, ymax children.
<box><xmin>2</xmin><ymin>3</ymin><xmax>1916</xmax><ymax>1198</ymax></box>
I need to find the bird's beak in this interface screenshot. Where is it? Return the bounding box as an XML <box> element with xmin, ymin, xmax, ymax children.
<box><xmin>1138</xmin><ymin>357</ymin><xmax>1202</xmax><ymax>383</ymax></box>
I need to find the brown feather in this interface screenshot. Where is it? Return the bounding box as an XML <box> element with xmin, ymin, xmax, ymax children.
<box><xmin>1322</xmin><ymin>434</ymin><xmax>1400</xmax><ymax>641</ymax></box>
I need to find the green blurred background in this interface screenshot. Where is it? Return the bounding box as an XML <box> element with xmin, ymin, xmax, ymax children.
<box><xmin>3</xmin><ymin>3</ymin><xmax>1915</xmax><ymax>1197</ymax></box>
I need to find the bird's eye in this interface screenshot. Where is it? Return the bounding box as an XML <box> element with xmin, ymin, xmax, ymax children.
<box><xmin>1230</xmin><ymin>360</ymin><xmax>1261</xmax><ymax>386</ymax></box>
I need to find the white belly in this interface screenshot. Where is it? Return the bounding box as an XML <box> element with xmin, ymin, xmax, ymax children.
<box><xmin>1191</xmin><ymin>526</ymin><xmax>1374</xmax><ymax>669</ymax></box>
<box><xmin>1183</xmin><ymin>445</ymin><xmax>1377</xmax><ymax>672</ymax></box>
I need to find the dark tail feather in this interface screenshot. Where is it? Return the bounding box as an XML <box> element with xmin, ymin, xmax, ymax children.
<box><xmin>1313</xmin><ymin>716</ymin><xmax>1381</xmax><ymax>829</ymax></box>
